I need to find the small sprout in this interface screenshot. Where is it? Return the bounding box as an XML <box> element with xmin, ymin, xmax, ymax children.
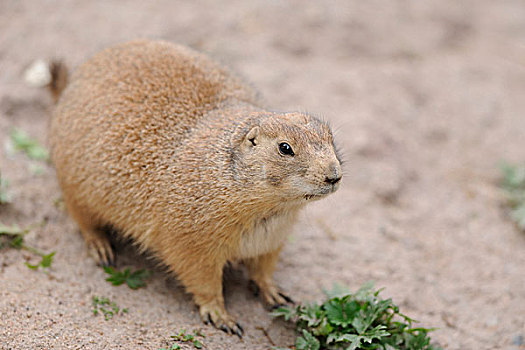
<box><xmin>0</xmin><ymin>224</ymin><xmax>26</xmax><ymax>250</ymax></box>
<box><xmin>163</xmin><ymin>329</ymin><xmax>206</xmax><ymax>349</ymax></box>
<box><xmin>0</xmin><ymin>222</ymin><xmax>54</xmax><ymax>270</ymax></box>
<box><xmin>271</xmin><ymin>283</ymin><xmax>442</xmax><ymax>350</ymax></box>
<box><xmin>103</xmin><ymin>266</ymin><xmax>151</xmax><ymax>289</ymax></box>
<box><xmin>10</xmin><ymin>235</ymin><xmax>24</xmax><ymax>249</ymax></box>
<box><xmin>53</xmin><ymin>197</ymin><xmax>65</xmax><ymax>210</ymax></box>
<box><xmin>500</xmin><ymin>162</ymin><xmax>525</xmax><ymax>230</ymax></box>
<box><xmin>0</xmin><ymin>223</ymin><xmax>28</xmax><ymax>251</ymax></box>
<box><xmin>0</xmin><ymin>176</ymin><xmax>11</xmax><ymax>204</ymax></box>
<box><xmin>92</xmin><ymin>296</ymin><xmax>128</xmax><ymax>321</ymax></box>
<box><xmin>25</xmin><ymin>252</ymin><xmax>55</xmax><ymax>270</ymax></box>
<box><xmin>193</xmin><ymin>329</ymin><xmax>206</xmax><ymax>338</ymax></box>
<box><xmin>10</xmin><ymin>128</ymin><xmax>49</xmax><ymax>161</ymax></box>
<box><xmin>159</xmin><ymin>345</ymin><xmax>181</xmax><ymax>350</ymax></box>
<box><xmin>29</xmin><ymin>163</ymin><xmax>45</xmax><ymax>175</ymax></box>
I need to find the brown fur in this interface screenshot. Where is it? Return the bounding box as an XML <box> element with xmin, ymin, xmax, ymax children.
<box><xmin>49</xmin><ymin>40</ymin><xmax>342</xmax><ymax>336</ymax></box>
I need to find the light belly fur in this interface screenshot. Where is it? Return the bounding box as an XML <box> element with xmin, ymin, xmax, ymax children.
<box><xmin>237</xmin><ymin>211</ymin><xmax>296</xmax><ymax>259</ymax></box>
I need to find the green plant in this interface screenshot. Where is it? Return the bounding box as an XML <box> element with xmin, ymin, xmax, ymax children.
<box><xmin>0</xmin><ymin>223</ymin><xmax>27</xmax><ymax>250</ymax></box>
<box><xmin>0</xmin><ymin>176</ymin><xmax>11</xmax><ymax>204</ymax></box>
<box><xmin>103</xmin><ymin>266</ymin><xmax>151</xmax><ymax>289</ymax></box>
<box><xmin>159</xmin><ymin>345</ymin><xmax>181</xmax><ymax>350</ymax></box>
<box><xmin>25</xmin><ymin>252</ymin><xmax>55</xmax><ymax>270</ymax></box>
<box><xmin>92</xmin><ymin>296</ymin><xmax>128</xmax><ymax>320</ymax></box>
<box><xmin>500</xmin><ymin>163</ymin><xmax>525</xmax><ymax>229</ymax></box>
<box><xmin>10</xmin><ymin>128</ymin><xmax>49</xmax><ymax>161</ymax></box>
<box><xmin>159</xmin><ymin>329</ymin><xmax>206</xmax><ymax>350</ymax></box>
<box><xmin>271</xmin><ymin>282</ymin><xmax>441</xmax><ymax>350</ymax></box>
<box><xmin>0</xmin><ymin>222</ymin><xmax>55</xmax><ymax>270</ymax></box>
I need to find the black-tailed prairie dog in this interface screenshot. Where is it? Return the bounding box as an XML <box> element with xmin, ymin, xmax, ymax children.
<box><xmin>49</xmin><ymin>40</ymin><xmax>342</xmax><ymax>336</ymax></box>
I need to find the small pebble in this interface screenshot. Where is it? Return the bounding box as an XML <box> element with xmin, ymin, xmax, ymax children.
<box><xmin>485</xmin><ymin>316</ymin><xmax>498</xmax><ymax>327</ymax></box>
<box><xmin>24</xmin><ymin>60</ymin><xmax>51</xmax><ymax>87</ymax></box>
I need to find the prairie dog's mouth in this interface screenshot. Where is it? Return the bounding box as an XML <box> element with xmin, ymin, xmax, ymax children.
<box><xmin>304</xmin><ymin>183</ymin><xmax>339</xmax><ymax>201</ymax></box>
<box><xmin>304</xmin><ymin>192</ymin><xmax>330</xmax><ymax>201</ymax></box>
<box><xmin>304</xmin><ymin>194</ymin><xmax>320</xmax><ymax>200</ymax></box>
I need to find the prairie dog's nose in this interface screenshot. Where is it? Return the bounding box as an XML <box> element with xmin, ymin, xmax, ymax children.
<box><xmin>325</xmin><ymin>161</ymin><xmax>342</xmax><ymax>185</ymax></box>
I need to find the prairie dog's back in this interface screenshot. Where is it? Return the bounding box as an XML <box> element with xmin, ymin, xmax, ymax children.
<box><xmin>51</xmin><ymin>40</ymin><xmax>257</xmax><ymax>155</ymax></box>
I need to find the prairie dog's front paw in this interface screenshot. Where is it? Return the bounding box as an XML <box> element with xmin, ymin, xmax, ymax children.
<box><xmin>199</xmin><ymin>302</ymin><xmax>244</xmax><ymax>338</ymax></box>
<box><xmin>85</xmin><ymin>233</ymin><xmax>115</xmax><ymax>267</ymax></box>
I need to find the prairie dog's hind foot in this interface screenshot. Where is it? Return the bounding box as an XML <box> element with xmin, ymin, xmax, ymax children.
<box><xmin>245</xmin><ymin>250</ymin><xmax>295</xmax><ymax>309</ymax></box>
<box><xmin>249</xmin><ymin>279</ymin><xmax>294</xmax><ymax>309</ymax></box>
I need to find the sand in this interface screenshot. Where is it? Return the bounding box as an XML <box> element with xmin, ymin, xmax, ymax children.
<box><xmin>1</xmin><ymin>1</ymin><xmax>525</xmax><ymax>349</ymax></box>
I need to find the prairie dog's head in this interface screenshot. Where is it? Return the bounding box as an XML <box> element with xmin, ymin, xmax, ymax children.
<box><xmin>234</xmin><ymin>112</ymin><xmax>342</xmax><ymax>202</ymax></box>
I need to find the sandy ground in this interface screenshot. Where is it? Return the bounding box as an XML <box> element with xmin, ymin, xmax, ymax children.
<box><xmin>1</xmin><ymin>1</ymin><xmax>525</xmax><ymax>349</ymax></box>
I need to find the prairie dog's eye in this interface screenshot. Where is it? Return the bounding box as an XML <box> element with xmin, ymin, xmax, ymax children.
<box><xmin>278</xmin><ymin>142</ymin><xmax>294</xmax><ymax>156</ymax></box>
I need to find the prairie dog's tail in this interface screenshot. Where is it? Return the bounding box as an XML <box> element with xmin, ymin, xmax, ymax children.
<box><xmin>48</xmin><ymin>60</ymin><xmax>68</xmax><ymax>103</ymax></box>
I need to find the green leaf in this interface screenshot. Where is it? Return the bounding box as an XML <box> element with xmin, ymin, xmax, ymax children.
<box><xmin>270</xmin><ymin>306</ymin><xmax>296</xmax><ymax>321</ymax></box>
<box><xmin>511</xmin><ymin>204</ymin><xmax>525</xmax><ymax>229</ymax></box>
<box><xmin>354</xmin><ymin>281</ymin><xmax>376</xmax><ymax>301</ymax></box>
<box><xmin>335</xmin><ymin>334</ymin><xmax>362</xmax><ymax>350</ymax></box>
<box><xmin>25</xmin><ymin>252</ymin><xmax>55</xmax><ymax>270</ymax></box>
<box><xmin>25</xmin><ymin>262</ymin><xmax>39</xmax><ymax>270</ymax></box>
<box><xmin>9</xmin><ymin>235</ymin><xmax>24</xmax><ymax>249</ymax></box>
<box><xmin>126</xmin><ymin>269</ymin><xmax>151</xmax><ymax>289</ymax></box>
<box><xmin>0</xmin><ymin>191</ymin><xmax>9</xmax><ymax>204</ymax></box>
<box><xmin>501</xmin><ymin>162</ymin><xmax>525</xmax><ymax>190</ymax></box>
<box><xmin>312</xmin><ymin>317</ymin><xmax>333</xmax><ymax>336</ymax></box>
<box><xmin>41</xmin><ymin>252</ymin><xmax>55</xmax><ymax>268</ymax></box>
<box><xmin>297</xmin><ymin>303</ymin><xmax>323</xmax><ymax>327</ymax></box>
<box><xmin>193</xmin><ymin>329</ymin><xmax>206</xmax><ymax>338</ymax></box>
<box><xmin>103</xmin><ymin>266</ymin><xmax>151</xmax><ymax>289</ymax></box>
<box><xmin>333</xmin><ymin>326</ymin><xmax>389</xmax><ymax>349</ymax></box>
<box><xmin>324</xmin><ymin>282</ymin><xmax>351</xmax><ymax>299</ymax></box>
<box><xmin>105</xmin><ymin>267</ymin><xmax>128</xmax><ymax>286</ymax></box>
<box><xmin>296</xmin><ymin>330</ymin><xmax>320</xmax><ymax>350</ymax></box>
<box><xmin>193</xmin><ymin>339</ymin><xmax>203</xmax><ymax>349</ymax></box>
<box><xmin>500</xmin><ymin>163</ymin><xmax>525</xmax><ymax>231</ymax></box>
<box><xmin>0</xmin><ymin>223</ymin><xmax>25</xmax><ymax>235</ymax></box>
<box><xmin>324</xmin><ymin>299</ymin><xmax>358</xmax><ymax>327</ymax></box>
<box><xmin>10</xmin><ymin>128</ymin><xmax>49</xmax><ymax>161</ymax></box>
<box><xmin>29</xmin><ymin>163</ymin><xmax>45</xmax><ymax>175</ymax></box>
<box><xmin>0</xmin><ymin>177</ymin><xmax>11</xmax><ymax>204</ymax></box>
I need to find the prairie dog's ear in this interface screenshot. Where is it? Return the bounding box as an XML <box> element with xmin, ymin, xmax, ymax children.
<box><xmin>244</xmin><ymin>126</ymin><xmax>260</xmax><ymax>147</ymax></box>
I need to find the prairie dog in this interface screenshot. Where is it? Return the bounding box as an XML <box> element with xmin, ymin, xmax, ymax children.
<box><xmin>49</xmin><ymin>40</ymin><xmax>342</xmax><ymax>336</ymax></box>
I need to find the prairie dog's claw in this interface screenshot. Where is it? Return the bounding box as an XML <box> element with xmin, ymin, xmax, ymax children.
<box><xmin>233</xmin><ymin>323</ymin><xmax>244</xmax><ymax>338</ymax></box>
<box><xmin>86</xmin><ymin>237</ymin><xmax>115</xmax><ymax>267</ymax></box>
<box><xmin>199</xmin><ymin>303</ymin><xmax>244</xmax><ymax>338</ymax></box>
<box><xmin>251</xmin><ymin>281</ymin><xmax>295</xmax><ymax>309</ymax></box>
<box><xmin>278</xmin><ymin>292</ymin><xmax>295</xmax><ymax>305</ymax></box>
